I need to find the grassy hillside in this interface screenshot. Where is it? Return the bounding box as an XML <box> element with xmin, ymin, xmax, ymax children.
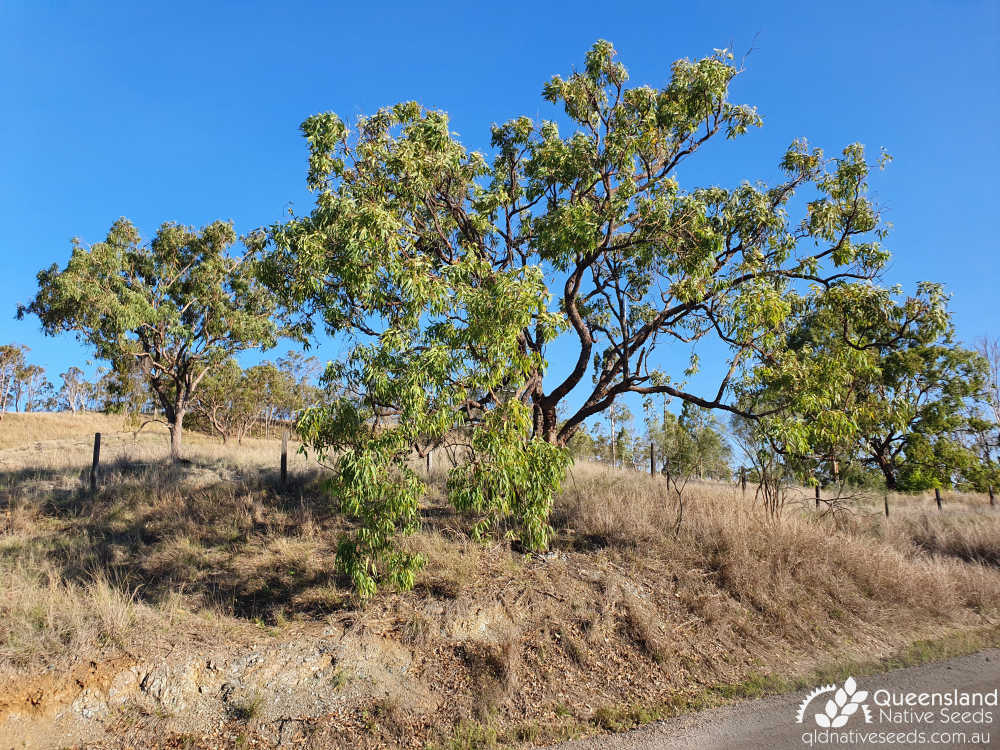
<box><xmin>0</xmin><ymin>411</ymin><xmax>143</xmax><ymax>451</ymax></box>
<box><xmin>1</xmin><ymin>413</ymin><xmax>998</xmax><ymax>748</ymax></box>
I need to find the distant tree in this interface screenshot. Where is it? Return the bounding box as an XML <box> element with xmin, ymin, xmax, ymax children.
<box><xmin>0</xmin><ymin>344</ymin><xmax>28</xmax><ymax>417</ymax></box>
<box><xmin>192</xmin><ymin>359</ymin><xmax>258</xmax><ymax>444</ymax></box>
<box><xmin>604</xmin><ymin>403</ymin><xmax>634</xmax><ymax>468</ymax></box>
<box><xmin>972</xmin><ymin>337</ymin><xmax>1000</xmax><ymax>477</ymax></box>
<box><xmin>277</xmin><ymin>349</ymin><xmax>323</xmax><ymax>415</ymax></box>
<box><xmin>94</xmin><ymin>362</ymin><xmax>151</xmax><ymax>418</ymax></box>
<box><xmin>244</xmin><ymin>362</ymin><xmax>298</xmax><ymax>438</ymax></box>
<box><xmin>646</xmin><ymin>402</ymin><xmax>730</xmax><ymax>480</ymax></box>
<box><xmin>58</xmin><ymin>366</ymin><xmax>90</xmax><ymax>413</ymax></box>
<box><xmin>14</xmin><ymin>363</ymin><xmax>46</xmax><ymax>412</ymax></box>
<box><xmin>20</xmin><ymin>218</ymin><xmax>282</xmax><ymax>460</ymax></box>
<box><xmin>978</xmin><ymin>337</ymin><xmax>1000</xmax><ymax>426</ymax></box>
<box><xmin>34</xmin><ymin>379</ymin><xmax>57</xmax><ymax>412</ymax></box>
<box><xmin>565</xmin><ymin>423</ymin><xmax>598</xmax><ymax>461</ymax></box>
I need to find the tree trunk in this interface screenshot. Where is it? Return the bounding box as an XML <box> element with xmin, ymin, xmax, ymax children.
<box><xmin>875</xmin><ymin>456</ymin><xmax>897</xmax><ymax>490</ymax></box>
<box><xmin>168</xmin><ymin>406</ymin><xmax>186</xmax><ymax>461</ymax></box>
<box><xmin>609</xmin><ymin>411</ymin><xmax>616</xmax><ymax>468</ymax></box>
<box><xmin>539</xmin><ymin>404</ymin><xmax>559</xmax><ymax>444</ymax></box>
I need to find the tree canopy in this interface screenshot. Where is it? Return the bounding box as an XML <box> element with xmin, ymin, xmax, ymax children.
<box><xmin>740</xmin><ymin>283</ymin><xmax>993</xmax><ymax>491</ymax></box>
<box><xmin>253</xmin><ymin>40</ymin><xmax>904</xmax><ymax>596</ymax></box>
<box><xmin>20</xmin><ymin>218</ymin><xmax>281</xmax><ymax>458</ymax></box>
<box><xmin>262</xmin><ymin>41</ymin><xmax>892</xmax><ymax>448</ymax></box>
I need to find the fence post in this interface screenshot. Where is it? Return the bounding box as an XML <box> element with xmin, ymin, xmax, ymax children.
<box><xmin>740</xmin><ymin>468</ymin><xmax>747</xmax><ymax>496</ymax></box>
<box><xmin>280</xmin><ymin>429</ymin><xmax>288</xmax><ymax>486</ymax></box>
<box><xmin>815</xmin><ymin>484</ymin><xmax>820</xmax><ymax>509</ymax></box>
<box><xmin>649</xmin><ymin>444</ymin><xmax>655</xmax><ymax>477</ymax></box>
<box><xmin>990</xmin><ymin>485</ymin><xmax>995</xmax><ymax>507</ymax></box>
<box><xmin>935</xmin><ymin>487</ymin><xmax>942</xmax><ymax>510</ymax></box>
<box><xmin>90</xmin><ymin>432</ymin><xmax>101</xmax><ymax>493</ymax></box>
<box><xmin>884</xmin><ymin>494</ymin><xmax>889</xmax><ymax>518</ymax></box>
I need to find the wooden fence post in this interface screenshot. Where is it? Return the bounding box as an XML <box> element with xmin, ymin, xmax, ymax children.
<box><xmin>280</xmin><ymin>429</ymin><xmax>288</xmax><ymax>486</ymax></box>
<box><xmin>884</xmin><ymin>494</ymin><xmax>889</xmax><ymax>518</ymax></box>
<box><xmin>935</xmin><ymin>487</ymin><xmax>942</xmax><ymax>510</ymax></box>
<box><xmin>990</xmin><ymin>485</ymin><xmax>995</xmax><ymax>507</ymax></box>
<box><xmin>815</xmin><ymin>484</ymin><xmax>820</xmax><ymax>509</ymax></box>
<box><xmin>649</xmin><ymin>444</ymin><xmax>655</xmax><ymax>477</ymax></box>
<box><xmin>90</xmin><ymin>432</ymin><xmax>101</xmax><ymax>493</ymax></box>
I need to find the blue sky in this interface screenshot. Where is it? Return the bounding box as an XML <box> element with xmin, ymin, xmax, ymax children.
<box><xmin>2</xmin><ymin>0</ymin><xmax>998</xmax><ymax>426</ymax></box>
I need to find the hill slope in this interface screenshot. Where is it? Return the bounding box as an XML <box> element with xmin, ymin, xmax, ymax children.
<box><xmin>1</xmin><ymin>414</ymin><xmax>998</xmax><ymax>748</ymax></box>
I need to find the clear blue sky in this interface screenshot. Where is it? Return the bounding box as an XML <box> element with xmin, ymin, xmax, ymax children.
<box><xmin>2</xmin><ymin>0</ymin><xmax>998</xmax><ymax>421</ymax></box>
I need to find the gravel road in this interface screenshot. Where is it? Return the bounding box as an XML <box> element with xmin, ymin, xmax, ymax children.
<box><xmin>552</xmin><ymin>649</ymin><xmax>1000</xmax><ymax>750</ymax></box>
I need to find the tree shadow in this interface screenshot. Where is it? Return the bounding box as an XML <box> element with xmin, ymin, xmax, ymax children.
<box><xmin>2</xmin><ymin>456</ymin><xmax>355</xmax><ymax>624</ymax></box>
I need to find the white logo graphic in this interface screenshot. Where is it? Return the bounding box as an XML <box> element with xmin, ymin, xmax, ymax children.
<box><xmin>796</xmin><ymin>676</ymin><xmax>872</xmax><ymax>728</ymax></box>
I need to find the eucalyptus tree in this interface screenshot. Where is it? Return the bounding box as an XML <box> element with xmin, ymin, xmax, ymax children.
<box><xmin>192</xmin><ymin>358</ymin><xmax>259</xmax><ymax>444</ymax></box>
<box><xmin>972</xmin><ymin>337</ymin><xmax>1000</xmax><ymax>483</ymax></box>
<box><xmin>20</xmin><ymin>218</ymin><xmax>281</xmax><ymax>459</ymax></box>
<box><xmin>15</xmin><ymin>363</ymin><xmax>46</xmax><ymax>412</ymax></box>
<box><xmin>0</xmin><ymin>344</ymin><xmax>28</xmax><ymax>416</ymax></box>
<box><xmin>57</xmin><ymin>366</ymin><xmax>90</xmax><ymax>414</ymax></box>
<box><xmin>749</xmin><ymin>283</ymin><xmax>991</xmax><ymax>490</ymax></box>
<box><xmin>260</xmin><ymin>41</ymin><xmax>894</xmax><ymax>594</ymax></box>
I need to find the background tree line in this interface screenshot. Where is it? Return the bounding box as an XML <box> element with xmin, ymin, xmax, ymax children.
<box><xmin>0</xmin><ymin>341</ymin><xmax>323</xmax><ymax>442</ymax></box>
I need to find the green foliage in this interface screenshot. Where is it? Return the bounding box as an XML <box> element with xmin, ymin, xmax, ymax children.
<box><xmin>448</xmin><ymin>401</ymin><xmax>571</xmax><ymax>550</ymax></box>
<box><xmin>746</xmin><ymin>283</ymin><xmax>992</xmax><ymax>490</ymax></box>
<box><xmin>20</xmin><ymin>218</ymin><xmax>281</xmax><ymax>458</ymax></box>
<box><xmin>647</xmin><ymin>402</ymin><xmax>732</xmax><ymax>480</ymax></box>
<box><xmin>260</xmin><ymin>40</ymin><xmax>900</xmax><ymax>593</ymax></box>
<box><xmin>263</xmin><ymin>40</ymin><xmax>891</xmax><ymax>445</ymax></box>
<box><xmin>297</xmin><ymin>395</ymin><xmax>427</xmax><ymax>598</ymax></box>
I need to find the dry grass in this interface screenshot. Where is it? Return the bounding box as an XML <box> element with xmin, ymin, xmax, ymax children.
<box><xmin>0</xmin><ymin>411</ymin><xmax>137</xmax><ymax>451</ymax></box>
<box><xmin>2</xmin><ymin>414</ymin><xmax>1000</xmax><ymax>747</ymax></box>
<box><xmin>558</xmin><ymin>463</ymin><xmax>1000</xmax><ymax>634</ymax></box>
<box><xmin>0</xmin><ymin>559</ymin><xmax>151</xmax><ymax>665</ymax></box>
<box><xmin>0</xmin><ymin>416</ymin><xmax>325</xmax><ymax>673</ymax></box>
